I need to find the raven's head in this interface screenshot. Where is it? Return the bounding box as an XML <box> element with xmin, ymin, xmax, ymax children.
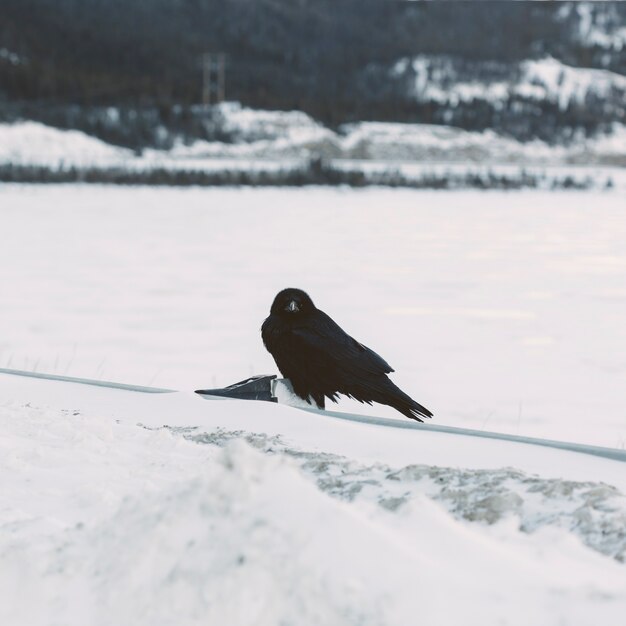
<box><xmin>270</xmin><ymin>288</ymin><xmax>315</xmax><ymax>317</ymax></box>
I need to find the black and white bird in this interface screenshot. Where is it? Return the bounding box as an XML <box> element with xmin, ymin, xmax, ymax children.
<box><xmin>261</xmin><ymin>288</ymin><xmax>433</xmax><ymax>421</ymax></box>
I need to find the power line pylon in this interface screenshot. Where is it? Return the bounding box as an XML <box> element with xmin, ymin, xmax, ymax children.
<box><xmin>202</xmin><ymin>53</ymin><xmax>226</xmax><ymax>107</ymax></box>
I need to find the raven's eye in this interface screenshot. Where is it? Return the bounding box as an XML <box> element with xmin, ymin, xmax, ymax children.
<box><xmin>285</xmin><ymin>300</ymin><xmax>300</xmax><ymax>313</ymax></box>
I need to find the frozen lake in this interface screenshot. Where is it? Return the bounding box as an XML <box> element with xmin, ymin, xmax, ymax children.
<box><xmin>1</xmin><ymin>184</ymin><xmax>625</xmax><ymax>447</ymax></box>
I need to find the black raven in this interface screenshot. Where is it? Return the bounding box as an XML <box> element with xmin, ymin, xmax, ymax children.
<box><xmin>261</xmin><ymin>288</ymin><xmax>433</xmax><ymax>421</ymax></box>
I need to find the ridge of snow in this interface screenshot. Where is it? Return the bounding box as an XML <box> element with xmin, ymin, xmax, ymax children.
<box><xmin>0</xmin><ymin>104</ymin><xmax>624</xmax><ymax>169</ymax></box>
<box><xmin>0</xmin><ymin>121</ymin><xmax>132</xmax><ymax>166</ymax></box>
<box><xmin>194</xmin><ymin>427</ymin><xmax>626</xmax><ymax>563</ymax></box>
<box><xmin>145</xmin><ymin>112</ymin><xmax>626</xmax><ymax>166</ymax></box>
<box><xmin>216</xmin><ymin>101</ymin><xmax>330</xmax><ymax>143</ymax></box>
<box><xmin>2</xmin><ymin>398</ymin><xmax>626</xmax><ymax>626</ymax></box>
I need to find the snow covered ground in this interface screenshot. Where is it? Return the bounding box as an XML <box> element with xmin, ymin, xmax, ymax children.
<box><xmin>1</xmin><ymin>184</ymin><xmax>625</xmax><ymax>448</ymax></box>
<box><xmin>2</xmin><ymin>374</ymin><xmax>626</xmax><ymax>626</ymax></box>
<box><xmin>2</xmin><ymin>184</ymin><xmax>626</xmax><ymax>624</ymax></box>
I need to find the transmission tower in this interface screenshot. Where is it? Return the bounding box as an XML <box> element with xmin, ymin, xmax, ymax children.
<box><xmin>202</xmin><ymin>53</ymin><xmax>226</xmax><ymax>107</ymax></box>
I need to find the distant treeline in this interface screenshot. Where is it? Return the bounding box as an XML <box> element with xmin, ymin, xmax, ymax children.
<box><xmin>0</xmin><ymin>159</ymin><xmax>606</xmax><ymax>191</ymax></box>
<box><xmin>1</xmin><ymin>1</ymin><xmax>625</xmax><ymax>147</ymax></box>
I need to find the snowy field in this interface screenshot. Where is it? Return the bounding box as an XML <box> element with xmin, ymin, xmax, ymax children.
<box><xmin>1</xmin><ymin>184</ymin><xmax>625</xmax><ymax>446</ymax></box>
<box><xmin>2</xmin><ymin>183</ymin><xmax>626</xmax><ymax>624</ymax></box>
<box><xmin>2</xmin><ymin>374</ymin><xmax>626</xmax><ymax>625</ymax></box>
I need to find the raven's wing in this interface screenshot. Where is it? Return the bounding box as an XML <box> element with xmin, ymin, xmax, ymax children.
<box><xmin>262</xmin><ymin>310</ymin><xmax>391</xmax><ymax>399</ymax></box>
<box><xmin>291</xmin><ymin>310</ymin><xmax>394</xmax><ymax>377</ymax></box>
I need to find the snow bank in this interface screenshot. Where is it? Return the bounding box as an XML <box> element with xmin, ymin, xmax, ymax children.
<box><xmin>217</xmin><ymin>102</ymin><xmax>332</xmax><ymax>144</ymax></box>
<box><xmin>2</xmin><ymin>399</ymin><xmax>626</xmax><ymax>626</ymax></box>
<box><xmin>157</xmin><ymin>102</ymin><xmax>626</xmax><ymax>165</ymax></box>
<box><xmin>0</xmin><ymin>121</ymin><xmax>132</xmax><ymax>167</ymax></box>
<box><xmin>1</xmin><ymin>101</ymin><xmax>624</xmax><ymax>169</ymax></box>
<box><xmin>148</xmin><ymin>102</ymin><xmax>340</xmax><ymax>161</ymax></box>
<box><xmin>194</xmin><ymin>427</ymin><xmax>626</xmax><ymax>563</ymax></box>
<box><xmin>337</xmin><ymin>121</ymin><xmax>564</xmax><ymax>163</ymax></box>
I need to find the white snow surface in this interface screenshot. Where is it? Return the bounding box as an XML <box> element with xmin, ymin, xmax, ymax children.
<box><xmin>2</xmin><ymin>184</ymin><xmax>626</xmax><ymax>623</ymax></box>
<box><xmin>1</xmin><ymin>185</ymin><xmax>626</xmax><ymax>449</ymax></box>
<box><xmin>2</xmin><ymin>374</ymin><xmax>626</xmax><ymax>626</ymax></box>
<box><xmin>0</xmin><ymin>121</ymin><xmax>133</xmax><ymax>166</ymax></box>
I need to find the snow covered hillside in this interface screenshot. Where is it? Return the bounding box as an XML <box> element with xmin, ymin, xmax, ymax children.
<box><xmin>0</xmin><ymin>121</ymin><xmax>133</xmax><ymax>167</ymax></box>
<box><xmin>4</xmin><ymin>1</ymin><xmax>625</xmax><ymax>146</ymax></box>
<box><xmin>1</xmin><ymin>102</ymin><xmax>625</xmax><ymax>178</ymax></box>
<box><xmin>388</xmin><ymin>53</ymin><xmax>626</xmax><ymax>144</ymax></box>
<box><xmin>393</xmin><ymin>55</ymin><xmax>626</xmax><ymax>114</ymax></box>
<box><xmin>158</xmin><ymin>103</ymin><xmax>626</xmax><ymax>166</ymax></box>
<box><xmin>2</xmin><ymin>373</ymin><xmax>626</xmax><ymax>626</ymax></box>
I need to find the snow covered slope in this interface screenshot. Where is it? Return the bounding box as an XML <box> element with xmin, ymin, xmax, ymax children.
<box><xmin>0</xmin><ymin>375</ymin><xmax>626</xmax><ymax>626</ymax></box>
<box><xmin>2</xmin><ymin>371</ymin><xmax>626</xmax><ymax>626</ymax></box>
<box><xmin>102</xmin><ymin>102</ymin><xmax>626</xmax><ymax>167</ymax></box>
<box><xmin>393</xmin><ymin>55</ymin><xmax>626</xmax><ymax>112</ymax></box>
<box><xmin>0</xmin><ymin>121</ymin><xmax>132</xmax><ymax>167</ymax></box>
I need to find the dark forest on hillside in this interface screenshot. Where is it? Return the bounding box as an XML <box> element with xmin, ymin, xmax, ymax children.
<box><xmin>1</xmin><ymin>0</ymin><xmax>624</xmax><ymax>148</ymax></box>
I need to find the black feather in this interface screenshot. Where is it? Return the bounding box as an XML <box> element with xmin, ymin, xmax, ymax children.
<box><xmin>261</xmin><ymin>288</ymin><xmax>433</xmax><ymax>421</ymax></box>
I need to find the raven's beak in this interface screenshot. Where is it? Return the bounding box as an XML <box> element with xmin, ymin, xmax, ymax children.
<box><xmin>286</xmin><ymin>300</ymin><xmax>299</xmax><ymax>312</ymax></box>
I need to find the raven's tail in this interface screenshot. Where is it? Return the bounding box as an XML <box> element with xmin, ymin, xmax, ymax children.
<box><xmin>377</xmin><ymin>379</ymin><xmax>433</xmax><ymax>422</ymax></box>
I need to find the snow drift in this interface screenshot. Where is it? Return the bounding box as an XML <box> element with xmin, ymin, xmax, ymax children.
<box><xmin>2</xmin><ymin>396</ymin><xmax>626</xmax><ymax>626</ymax></box>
